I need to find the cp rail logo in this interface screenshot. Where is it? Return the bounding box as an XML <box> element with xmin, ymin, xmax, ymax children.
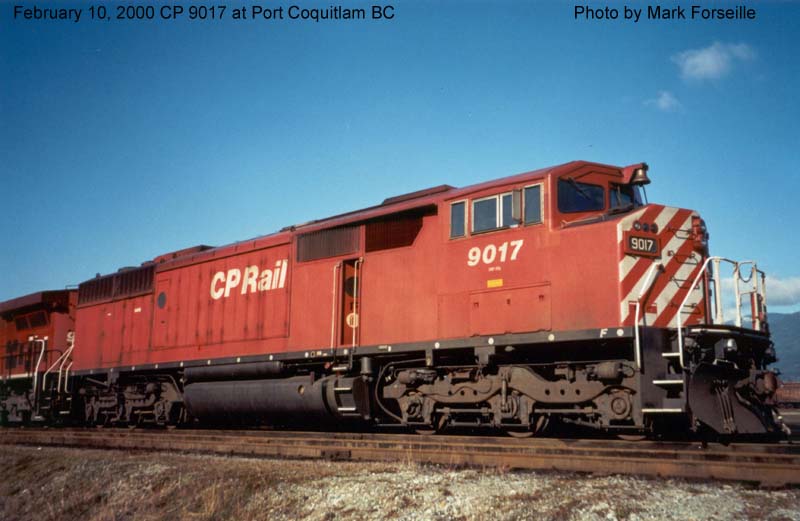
<box><xmin>210</xmin><ymin>260</ymin><xmax>288</xmax><ymax>300</ymax></box>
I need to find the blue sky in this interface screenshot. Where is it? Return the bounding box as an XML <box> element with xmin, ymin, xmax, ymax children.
<box><xmin>2</xmin><ymin>1</ymin><xmax>799</xmax><ymax>311</ymax></box>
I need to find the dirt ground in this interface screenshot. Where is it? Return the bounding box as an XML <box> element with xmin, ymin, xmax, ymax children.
<box><xmin>1</xmin><ymin>445</ymin><xmax>798</xmax><ymax>521</ymax></box>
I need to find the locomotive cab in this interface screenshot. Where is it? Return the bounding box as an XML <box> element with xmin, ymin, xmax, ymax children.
<box><xmin>553</xmin><ymin>162</ymin><xmax>649</xmax><ymax>227</ymax></box>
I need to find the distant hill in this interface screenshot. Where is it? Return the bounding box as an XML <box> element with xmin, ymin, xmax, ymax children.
<box><xmin>770</xmin><ymin>311</ymin><xmax>800</xmax><ymax>381</ymax></box>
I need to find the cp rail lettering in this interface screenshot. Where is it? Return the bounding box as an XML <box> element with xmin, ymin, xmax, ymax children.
<box><xmin>210</xmin><ymin>260</ymin><xmax>288</xmax><ymax>300</ymax></box>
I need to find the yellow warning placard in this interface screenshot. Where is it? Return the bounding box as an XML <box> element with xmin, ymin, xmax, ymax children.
<box><xmin>487</xmin><ymin>278</ymin><xmax>503</xmax><ymax>288</ymax></box>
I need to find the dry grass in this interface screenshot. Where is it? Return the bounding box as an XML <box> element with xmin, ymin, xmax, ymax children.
<box><xmin>2</xmin><ymin>445</ymin><xmax>799</xmax><ymax>521</ymax></box>
<box><xmin>0</xmin><ymin>446</ymin><xmax>381</xmax><ymax>521</ymax></box>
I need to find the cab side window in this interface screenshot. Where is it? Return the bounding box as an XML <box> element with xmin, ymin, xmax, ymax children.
<box><xmin>558</xmin><ymin>178</ymin><xmax>605</xmax><ymax>213</ymax></box>
<box><xmin>449</xmin><ymin>182</ymin><xmax>545</xmax><ymax>240</ymax></box>
<box><xmin>472</xmin><ymin>193</ymin><xmax>516</xmax><ymax>233</ymax></box>
<box><xmin>450</xmin><ymin>201</ymin><xmax>466</xmax><ymax>238</ymax></box>
<box><xmin>524</xmin><ymin>185</ymin><xmax>542</xmax><ymax>224</ymax></box>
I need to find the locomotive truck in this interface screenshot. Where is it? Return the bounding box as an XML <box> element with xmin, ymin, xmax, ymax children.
<box><xmin>0</xmin><ymin>160</ymin><xmax>785</xmax><ymax>438</ymax></box>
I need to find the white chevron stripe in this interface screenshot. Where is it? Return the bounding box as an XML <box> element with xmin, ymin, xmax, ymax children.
<box><xmin>617</xmin><ymin>208</ymin><xmax>649</xmax><ymax>321</ymax></box>
<box><xmin>653</xmin><ymin>207</ymin><xmax>679</xmax><ymax>235</ymax></box>
<box><xmin>618</xmin><ymin>207</ymin><xmax>679</xmax><ymax>281</ymax></box>
<box><xmin>619</xmin><ymin>213</ymin><xmax>694</xmax><ymax>323</ymax></box>
<box><xmin>649</xmin><ymin>211</ymin><xmax>703</xmax><ymax>326</ymax></box>
<box><xmin>618</xmin><ymin>255</ymin><xmax>638</xmax><ymax>282</ymax></box>
<box><xmin>619</xmin><ymin>262</ymin><xmax>657</xmax><ymax>323</ymax></box>
<box><xmin>651</xmin><ymin>254</ymin><xmax>703</xmax><ymax>326</ymax></box>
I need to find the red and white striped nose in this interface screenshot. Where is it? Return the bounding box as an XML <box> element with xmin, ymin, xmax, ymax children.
<box><xmin>618</xmin><ymin>205</ymin><xmax>708</xmax><ymax>328</ymax></box>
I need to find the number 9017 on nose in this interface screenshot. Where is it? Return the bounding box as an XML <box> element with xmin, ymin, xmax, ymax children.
<box><xmin>624</xmin><ymin>233</ymin><xmax>660</xmax><ymax>257</ymax></box>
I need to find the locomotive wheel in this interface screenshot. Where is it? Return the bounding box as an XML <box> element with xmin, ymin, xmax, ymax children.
<box><xmin>617</xmin><ymin>433</ymin><xmax>647</xmax><ymax>441</ymax></box>
<box><xmin>505</xmin><ymin>414</ymin><xmax>549</xmax><ymax>438</ymax></box>
<box><xmin>414</xmin><ymin>414</ymin><xmax>446</xmax><ymax>435</ymax></box>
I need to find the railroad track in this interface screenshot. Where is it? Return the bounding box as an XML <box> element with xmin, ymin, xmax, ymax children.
<box><xmin>1</xmin><ymin>428</ymin><xmax>798</xmax><ymax>487</ymax></box>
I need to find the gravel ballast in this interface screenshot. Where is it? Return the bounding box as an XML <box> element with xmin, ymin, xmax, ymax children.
<box><xmin>1</xmin><ymin>445</ymin><xmax>798</xmax><ymax>521</ymax></box>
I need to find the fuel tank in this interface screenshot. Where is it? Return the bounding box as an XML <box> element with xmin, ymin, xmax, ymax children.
<box><xmin>184</xmin><ymin>375</ymin><xmax>330</xmax><ymax>423</ymax></box>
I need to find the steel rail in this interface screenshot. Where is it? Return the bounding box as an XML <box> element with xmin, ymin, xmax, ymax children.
<box><xmin>1</xmin><ymin>428</ymin><xmax>798</xmax><ymax>487</ymax></box>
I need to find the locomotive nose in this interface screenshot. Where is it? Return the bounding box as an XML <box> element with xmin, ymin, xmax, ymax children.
<box><xmin>618</xmin><ymin>205</ymin><xmax>709</xmax><ymax>328</ymax></box>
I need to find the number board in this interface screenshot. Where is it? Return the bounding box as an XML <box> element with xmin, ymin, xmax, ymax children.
<box><xmin>624</xmin><ymin>232</ymin><xmax>660</xmax><ymax>258</ymax></box>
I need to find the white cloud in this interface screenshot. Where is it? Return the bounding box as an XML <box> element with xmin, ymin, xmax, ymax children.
<box><xmin>727</xmin><ymin>43</ymin><xmax>757</xmax><ymax>61</ymax></box>
<box><xmin>765</xmin><ymin>276</ymin><xmax>800</xmax><ymax>307</ymax></box>
<box><xmin>722</xmin><ymin>306</ymin><xmax>744</xmax><ymax>325</ymax></box>
<box><xmin>720</xmin><ymin>275</ymin><xmax>800</xmax><ymax>307</ymax></box>
<box><xmin>672</xmin><ymin>42</ymin><xmax>756</xmax><ymax>81</ymax></box>
<box><xmin>645</xmin><ymin>91</ymin><xmax>681</xmax><ymax>112</ymax></box>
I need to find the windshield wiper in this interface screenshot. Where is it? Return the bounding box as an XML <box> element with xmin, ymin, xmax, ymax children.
<box><xmin>608</xmin><ymin>202</ymin><xmax>635</xmax><ymax>215</ymax></box>
<box><xmin>567</xmin><ymin>177</ymin><xmax>592</xmax><ymax>200</ymax></box>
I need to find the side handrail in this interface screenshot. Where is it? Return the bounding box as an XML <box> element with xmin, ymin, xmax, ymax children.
<box><xmin>30</xmin><ymin>338</ymin><xmax>47</xmax><ymax>410</ymax></box>
<box><xmin>676</xmin><ymin>256</ymin><xmax>766</xmax><ymax>369</ymax></box>
<box><xmin>55</xmin><ymin>344</ymin><xmax>74</xmax><ymax>394</ymax></box>
<box><xmin>633</xmin><ymin>262</ymin><xmax>663</xmax><ymax>373</ymax></box>
<box><xmin>676</xmin><ymin>256</ymin><xmax>715</xmax><ymax>368</ymax></box>
<box><xmin>330</xmin><ymin>262</ymin><xmax>341</xmax><ymax>350</ymax></box>
<box><xmin>41</xmin><ymin>348</ymin><xmax>69</xmax><ymax>392</ymax></box>
<box><xmin>734</xmin><ymin>262</ymin><xmax>767</xmax><ymax>330</ymax></box>
<box><xmin>63</xmin><ymin>361</ymin><xmax>74</xmax><ymax>393</ymax></box>
<box><xmin>351</xmin><ymin>258</ymin><xmax>363</xmax><ymax>349</ymax></box>
<box><xmin>58</xmin><ymin>331</ymin><xmax>76</xmax><ymax>394</ymax></box>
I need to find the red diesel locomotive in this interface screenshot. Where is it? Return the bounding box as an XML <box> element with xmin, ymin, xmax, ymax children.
<box><xmin>0</xmin><ymin>160</ymin><xmax>785</xmax><ymax>438</ymax></box>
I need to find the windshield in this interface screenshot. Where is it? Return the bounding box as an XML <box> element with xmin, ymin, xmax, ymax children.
<box><xmin>610</xmin><ymin>184</ymin><xmax>644</xmax><ymax>209</ymax></box>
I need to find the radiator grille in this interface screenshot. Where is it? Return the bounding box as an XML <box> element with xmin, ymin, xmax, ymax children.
<box><xmin>297</xmin><ymin>226</ymin><xmax>360</xmax><ymax>262</ymax></box>
<box><xmin>78</xmin><ymin>264</ymin><xmax>155</xmax><ymax>305</ymax></box>
<box><xmin>365</xmin><ymin>215</ymin><xmax>423</xmax><ymax>252</ymax></box>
